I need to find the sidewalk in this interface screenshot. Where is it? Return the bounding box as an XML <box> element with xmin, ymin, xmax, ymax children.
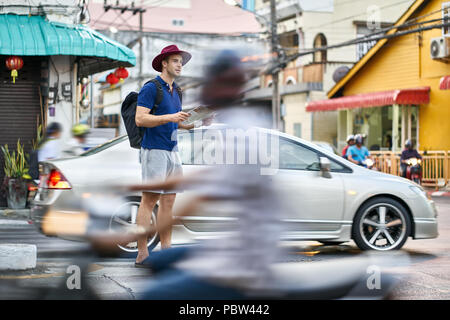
<box><xmin>0</xmin><ymin>208</ymin><xmax>32</xmax><ymax>226</ymax></box>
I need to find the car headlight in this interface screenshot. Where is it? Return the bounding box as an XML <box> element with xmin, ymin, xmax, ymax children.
<box><xmin>409</xmin><ymin>186</ymin><xmax>431</xmax><ymax>200</ymax></box>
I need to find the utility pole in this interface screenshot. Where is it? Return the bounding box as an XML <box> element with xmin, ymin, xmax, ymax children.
<box><xmin>139</xmin><ymin>8</ymin><xmax>144</xmax><ymax>88</ymax></box>
<box><xmin>270</xmin><ymin>0</ymin><xmax>280</xmax><ymax>131</ymax></box>
<box><xmin>103</xmin><ymin>1</ymin><xmax>146</xmax><ymax>88</ymax></box>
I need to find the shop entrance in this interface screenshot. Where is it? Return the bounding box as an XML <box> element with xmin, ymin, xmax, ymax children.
<box><xmin>339</xmin><ymin>104</ymin><xmax>419</xmax><ymax>153</ymax></box>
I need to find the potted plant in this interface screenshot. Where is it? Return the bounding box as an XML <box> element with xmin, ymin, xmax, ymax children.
<box><xmin>1</xmin><ymin>140</ymin><xmax>32</xmax><ymax>209</ymax></box>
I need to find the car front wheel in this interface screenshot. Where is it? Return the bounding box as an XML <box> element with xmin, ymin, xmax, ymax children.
<box><xmin>352</xmin><ymin>197</ymin><xmax>411</xmax><ymax>251</ymax></box>
<box><xmin>109</xmin><ymin>197</ymin><xmax>160</xmax><ymax>253</ymax></box>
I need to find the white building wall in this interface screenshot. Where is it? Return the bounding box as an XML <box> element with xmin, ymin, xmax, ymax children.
<box><xmin>283</xmin><ymin>93</ymin><xmax>311</xmax><ymax>140</ymax></box>
<box><xmin>0</xmin><ymin>0</ymin><xmax>81</xmax><ymax>24</ymax></box>
<box><xmin>47</xmin><ymin>56</ymin><xmax>75</xmax><ymax>143</ymax></box>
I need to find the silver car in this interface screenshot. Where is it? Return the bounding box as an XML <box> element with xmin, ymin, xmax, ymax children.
<box><xmin>31</xmin><ymin>127</ymin><xmax>438</xmax><ymax>252</ymax></box>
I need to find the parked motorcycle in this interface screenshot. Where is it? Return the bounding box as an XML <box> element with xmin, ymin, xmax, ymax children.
<box><xmin>405</xmin><ymin>157</ymin><xmax>422</xmax><ymax>185</ymax></box>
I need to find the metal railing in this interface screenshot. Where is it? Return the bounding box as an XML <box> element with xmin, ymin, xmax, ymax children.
<box><xmin>370</xmin><ymin>150</ymin><xmax>450</xmax><ymax>189</ymax></box>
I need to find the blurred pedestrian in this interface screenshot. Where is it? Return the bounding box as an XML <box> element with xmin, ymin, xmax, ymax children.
<box><xmin>385</xmin><ymin>134</ymin><xmax>392</xmax><ymax>150</ymax></box>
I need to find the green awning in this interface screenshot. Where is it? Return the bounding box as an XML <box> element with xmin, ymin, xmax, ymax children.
<box><xmin>0</xmin><ymin>14</ymin><xmax>136</xmax><ymax>75</ymax></box>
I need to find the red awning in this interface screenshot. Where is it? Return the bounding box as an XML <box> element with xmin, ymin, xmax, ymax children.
<box><xmin>307</xmin><ymin>87</ymin><xmax>430</xmax><ymax>112</ymax></box>
<box><xmin>440</xmin><ymin>76</ymin><xmax>450</xmax><ymax>90</ymax></box>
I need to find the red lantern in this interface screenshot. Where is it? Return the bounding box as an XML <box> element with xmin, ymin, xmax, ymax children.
<box><xmin>106</xmin><ymin>72</ymin><xmax>119</xmax><ymax>87</ymax></box>
<box><xmin>5</xmin><ymin>56</ymin><xmax>24</xmax><ymax>84</ymax></box>
<box><xmin>114</xmin><ymin>67</ymin><xmax>129</xmax><ymax>83</ymax></box>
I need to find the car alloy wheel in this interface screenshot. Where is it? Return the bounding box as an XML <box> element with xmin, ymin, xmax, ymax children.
<box><xmin>109</xmin><ymin>199</ymin><xmax>160</xmax><ymax>253</ymax></box>
<box><xmin>353</xmin><ymin>197</ymin><xmax>411</xmax><ymax>251</ymax></box>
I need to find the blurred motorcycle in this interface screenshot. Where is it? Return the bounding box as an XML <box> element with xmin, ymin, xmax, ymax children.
<box><xmin>26</xmin><ymin>191</ymin><xmax>408</xmax><ymax>300</ymax></box>
<box><xmin>405</xmin><ymin>157</ymin><xmax>422</xmax><ymax>185</ymax></box>
<box><xmin>362</xmin><ymin>158</ymin><xmax>377</xmax><ymax>170</ymax></box>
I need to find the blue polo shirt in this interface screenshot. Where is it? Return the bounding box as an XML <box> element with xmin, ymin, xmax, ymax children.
<box><xmin>137</xmin><ymin>76</ymin><xmax>182</xmax><ymax>151</ymax></box>
<box><xmin>346</xmin><ymin>145</ymin><xmax>370</xmax><ymax>164</ymax></box>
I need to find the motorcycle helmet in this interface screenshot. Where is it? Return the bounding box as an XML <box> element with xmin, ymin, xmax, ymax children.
<box><xmin>405</xmin><ymin>139</ymin><xmax>413</xmax><ymax>149</ymax></box>
<box><xmin>200</xmin><ymin>50</ymin><xmax>246</xmax><ymax>107</ymax></box>
<box><xmin>72</xmin><ymin>124</ymin><xmax>90</xmax><ymax>137</ymax></box>
<box><xmin>346</xmin><ymin>134</ymin><xmax>355</xmax><ymax>142</ymax></box>
<box><xmin>46</xmin><ymin>122</ymin><xmax>62</xmax><ymax>136</ymax></box>
<box><xmin>354</xmin><ymin>134</ymin><xmax>363</xmax><ymax>145</ymax></box>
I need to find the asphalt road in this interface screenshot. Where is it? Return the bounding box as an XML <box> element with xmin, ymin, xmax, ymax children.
<box><xmin>1</xmin><ymin>197</ymin><xmax>449</xmax><ymax>300</ymax></box>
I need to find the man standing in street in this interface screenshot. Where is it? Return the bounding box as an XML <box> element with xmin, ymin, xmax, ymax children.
<box><xmin>134</xmin><ymin>45</ymin><xmax>199</xmax><ymax>266</ymax></box>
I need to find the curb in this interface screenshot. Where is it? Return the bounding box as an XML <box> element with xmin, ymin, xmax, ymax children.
<box><xmin>0</xmin><ymin>244</ymin><xmax>37</xmax><ymax>271</ymax></box>
<box><xmin>426</xmin><ymin>191</ymin><xmax>450</xmax><ymax>198</ymax></box>
<box><xmin>0</xmin><ymin>208</ymin><xmax>30</xmax><ymax>221</ymax></box>
<box><xmin>0</xmin><ymin>220</ymin><xmax>31</xmax><ymax>226</ymax></box>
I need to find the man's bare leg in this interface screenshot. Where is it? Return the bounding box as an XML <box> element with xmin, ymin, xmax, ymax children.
<box><xmin>136</xmin><ymin>192</ymin><xmax>160</xmax><ymax>263</ymax></box>
<box><xmin>158</xmin><ymin>193</ymin><xmax>176</xmax><ymax>249</ymax></box>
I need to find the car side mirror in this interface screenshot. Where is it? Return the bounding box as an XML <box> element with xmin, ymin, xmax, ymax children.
<box><xmin>319</xmin><ymin>157</ymin><xmax>332</xmax><ymax>179</ymax></box>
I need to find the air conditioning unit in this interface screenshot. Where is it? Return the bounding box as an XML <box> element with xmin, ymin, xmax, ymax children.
<box><xmin>430</xmin><ymin>36</ymin><xmax>450</xmax><ymax>60</ymax></box>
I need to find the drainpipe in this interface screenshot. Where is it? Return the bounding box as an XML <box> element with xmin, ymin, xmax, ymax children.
<box><xmin>139</xmin><ymin>10</ymin><xmax>143</xmax><ymax>89</ymax></box>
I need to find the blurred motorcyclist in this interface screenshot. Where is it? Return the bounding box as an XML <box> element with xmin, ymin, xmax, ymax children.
<box><xmin>62</xmin><ymin>124</ymin><xmax>90</xmax><ymax>157</ymax></box>
<box><xmin>342</xmin><ymin>135</ymin><xmax>355</xmax><ymax>160</ymax></box>
<box><xmin>37</xmin><ymin>122</ymin><xmax>63</xmax><ymax>162</ymax></box>
<box><xmin>400</xmin><ymin>139</ymin><xmax>422</xmax><ymax>178</ymax></box>
<box><xmin>29</xmin><ymin>122</ymin><xmax>63</xmax><ymax>181</ymax></box>
<box><xmin>346</xmin><ymin>134</ymin><xmax>371</xmax><ymax>166</ymax></box>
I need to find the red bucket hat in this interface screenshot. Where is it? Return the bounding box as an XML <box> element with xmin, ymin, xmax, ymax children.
<box><xmin>152</xmin><ymin>45</ymin><xmax>192</xmax><ymax>72</ymax></box>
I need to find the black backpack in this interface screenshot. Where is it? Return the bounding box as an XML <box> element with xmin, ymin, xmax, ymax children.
<box><xmin>121</xmin><ymin>79</ymin><xmax>182</xmax><ymax>149</ymax></box>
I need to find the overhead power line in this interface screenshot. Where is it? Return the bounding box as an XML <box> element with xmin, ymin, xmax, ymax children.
<box><xmin>267</xmin><ymin>20</ymin><xmax>450</xmax><ymax>75</ymax></box>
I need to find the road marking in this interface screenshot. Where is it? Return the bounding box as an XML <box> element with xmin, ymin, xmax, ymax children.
<box><xmin>0</xmin><ymin>220</ymin><xmax>29</xmax><ymax>225</ymax></box>
<box><xmin>0</xmin><ymin>264</ymin><xmax>104</xmax><ymax>279</ymax></box>
<box><xmin>0</xmin><ymin>272</ymin><xmax>66</xmax><ymax>280</ymax></box>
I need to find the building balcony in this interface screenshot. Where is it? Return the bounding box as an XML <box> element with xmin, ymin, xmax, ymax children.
<box><xmin>244</xmin><ymin>82</ymin><xmax>322</xmax><ymax>101</ymax></box>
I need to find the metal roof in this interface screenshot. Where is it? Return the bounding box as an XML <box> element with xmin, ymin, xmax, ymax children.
<box><xmin>0</xmin><ymin>14</ymin><xmax>136</xmax><ymax>75</ymax></box>
<box><xmin>307</xmin><ymin>87</ymin><xmax>430</xmax><ymax>112</ymax></box>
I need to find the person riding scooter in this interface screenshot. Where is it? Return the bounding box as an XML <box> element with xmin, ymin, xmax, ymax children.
<box><xmin>62</xmin><ymin>124</ymin><xmax>90</xmax><ymax>157</ymax></box>
<box><xmin>400</xmin><ymin>140</ymin><xmax>422</xmax><ymax>182</ymax></box>
<box><xmin>342</xmin><ymin>135</ymin><xmax>355</xmax><ymax>160</ymax></box>
<box><xmin>346</xmin><ymin>134</ymin><xmax>372</xmax><ymax>167</ymax></box>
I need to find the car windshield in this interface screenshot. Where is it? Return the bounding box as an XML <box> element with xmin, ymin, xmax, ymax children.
<box><xmin>80</xmin><ymin>135</ymin><xmax>128</xmax><ymax>156</ymax></box>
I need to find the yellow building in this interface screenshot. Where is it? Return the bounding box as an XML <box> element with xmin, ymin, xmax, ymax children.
<box><xmin>307</xmin><ymin>0</ymin><xmax>450</xmax><ymax>152</ymax></box>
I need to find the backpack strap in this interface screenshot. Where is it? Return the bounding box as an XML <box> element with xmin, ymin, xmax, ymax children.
<box><xmin>148</xmin><ymin>78</ymin><xmax>163</xmax><ymax>115</ymax></box>
<box><xmin>175</xmin><ymin>85</ymin><xmax>183</xmax><ymax>104</ymax></box>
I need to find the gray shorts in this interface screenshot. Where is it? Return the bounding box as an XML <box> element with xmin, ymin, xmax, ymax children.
<box><xmin>140</xmin><ymin>148</ymin><xmax>183</xmax><ymax>194</ymax></box>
